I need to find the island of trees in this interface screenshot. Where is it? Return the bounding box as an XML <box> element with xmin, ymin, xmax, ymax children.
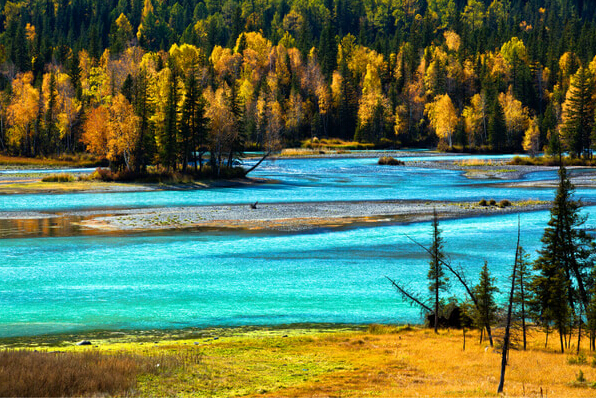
<box><xmin>0</xmin><ymin>0</ymin><xmax>594</xmax><ymax>173</ymax></box>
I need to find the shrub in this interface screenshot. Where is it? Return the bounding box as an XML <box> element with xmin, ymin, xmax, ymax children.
<box><xmin>568</xmin><ymin>353</ymin><xmax>587</xmax><ymax>365</ymax></box>
<box><xmin>478</xmin><ymin>199</ymin><xmax>488</xmax><ymax>206</ymax></box>
<box><xmin>577</xmin><ymin>369</ymin><xmax>586</xmax><ymax>383</ymax></box>
<box><xmin>498</xmin><ymin>199</ymin><xmax>511</xmax><ymax>208</ymax></box>
<box><xmin>83</xmin><ymin>167</ymin><xmax>115</xmax><ymax>181</ymax></box>
<box><xmin>489</xmin><ymin>199</ymin><xmax>497</xmax><ymax>206</ymax></box>
<box><xmin>378</xmin><ymin>156</ymin><xmax>405</xmax><ymax>166</ymax></box>
<box><xmin>368</xmin><ymin>324</ymin><xmax>414</xmax><ymax>334</ymax></box>
<box><xmin>41</xmin><ymin>173</ymin><xmax>75</xmax><ymax>182</ymax></box>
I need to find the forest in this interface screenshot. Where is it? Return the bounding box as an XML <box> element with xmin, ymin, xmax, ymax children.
<box><xmin>0</xmin><ymin>0</ymin><xmax>595</xmax><ymax>172</ymax></box>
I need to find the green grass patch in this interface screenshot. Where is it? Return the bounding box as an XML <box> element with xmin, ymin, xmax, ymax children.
<box><xmin>301</xmin><ymin>138</ymin><xmax>375</xmax><ymax>150</ymax></box>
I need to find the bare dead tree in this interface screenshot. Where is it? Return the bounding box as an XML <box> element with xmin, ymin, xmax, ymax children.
<box><xmin>497</xmin><ymin>217</ymin><xmax>521</xmax><ymax>394</ymax></box>
<box><xmin>386</xmin><ymin>276</ymin><xmax>432</xmax><ymax>313</ymax></box>
<box><xmin>244</xmin><ymin>150</ymin><xmax>271</xmax><ymax>175</ymax></box>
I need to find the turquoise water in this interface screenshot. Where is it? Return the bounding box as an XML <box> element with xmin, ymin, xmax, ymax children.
<box><xmin>0</xmin><ymin>157</ymin><xmax>591</xmax><ymax>212</ymax></box>
<box><xmin>1</xmin><ymin>156</ymin><xmax>596</xmax><ymax>337</ymax></box>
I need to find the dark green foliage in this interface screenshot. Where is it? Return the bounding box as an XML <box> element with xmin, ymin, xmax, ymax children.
<box><xmin>428</xmin><ymin>209</ymin><xmax>448</xmax><ymax>333</ymax></box>
<box><xmin>560</xmin><ymin>67</ymin><xmax>595</xmax><ymax>159</ymax></box>
<box><xmin>472</xmin><ymin>262</ymin><xmax>499</xmax><ymax>346</ymax></box>
<box><xmin>513</xmin><ymin>247</ymin><xmax>531</xmax><ymax>351</ymax></box>
<box><xmin>531</xmin><ymin>163</ymin><xmax>595</xmax><ymax>353</ymax></box>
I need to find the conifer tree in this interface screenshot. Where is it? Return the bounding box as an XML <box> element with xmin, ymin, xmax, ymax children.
<box><xmin>428</xmin><ymin>209</ymin><xmax>448</xmax><ymax>333</ymax></box>
<box><xmin>472</xmin><ymin>261</ymin><xmax>499</xmax><ymax>347</ymax></box>
<box><xmin>531</xmin><ymin>160</ymin><xmax>595</xmax><ymax>352</ymax></box>
<box><xmin>561</xmin><ymin>67</ymin><xmax>595</xmax><ymax>159</ymax></box>
<box><xmin>513</xmin><ymin>246</ymin><xmax>532</xmax><ymax>351</ymax></box>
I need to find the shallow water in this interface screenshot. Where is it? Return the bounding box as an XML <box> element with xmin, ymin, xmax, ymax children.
<box><xmin>1</xmin><ymin>155</ymin><xmax>596</xmax><ymax>337</ymax></box>
<box><xmin>0</xmin><ymin>156</ymin><xmax>590</xmax><ymax>212</ymax></box>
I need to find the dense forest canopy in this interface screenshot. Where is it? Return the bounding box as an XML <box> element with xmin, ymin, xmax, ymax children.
<box><xmin>0</xmin><ymin>0</ymin><xmax>596</xmax><ymax>171</ymax></box>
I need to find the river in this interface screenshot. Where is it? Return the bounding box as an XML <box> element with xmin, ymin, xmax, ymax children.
<box><xmin>1</xmin><ymin>154</ymin><xmax>595</xmax><ymax>337</ymax></box>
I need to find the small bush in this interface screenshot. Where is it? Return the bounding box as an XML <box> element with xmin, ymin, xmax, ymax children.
<box><xmin>83</xmin><ymin>167</ymin><xmax>115</xmax><ymax>181</ymax></box>
<box><xmin>489</xmin><ymin>199</ymin><xmax>497</xmax><ymax>206</ymax></box>
<box><xmin>368</xmin><ymin>324</ymin><xmax>414</xmax><ymax>334</ymax></box>
<box><xmin>577</xmin><ymin>369</ymin><xmax>586</xmax><ymax>383</ymax></box>
<box><xmin>41</xmin><ymin>173</ymin><xmax>75</xmax><ymax>182</ymax></box>
<box><xmin>378</xmin><ymin>156</ymin><xmax>405</xmax><ymax>166</ymax></box>
<box><xmin>569</xmin><ymin>353</ymin><xmax>588</xmax><ymax>365</ymax></box>
<box><xmin>498</xmin><ymin>199</ymin><xmax>511</xmax><ymax>208</ymax></box>
<box><xmin>478</xmin><ymin>199</ymin><xmax>488</xmax><ymax>206</ymax></box>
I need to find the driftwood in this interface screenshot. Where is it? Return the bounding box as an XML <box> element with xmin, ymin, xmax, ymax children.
<box><xmin>244</xmin><ymin>151</ymin><xmax>271</xmax><ymax>175</ymax></box>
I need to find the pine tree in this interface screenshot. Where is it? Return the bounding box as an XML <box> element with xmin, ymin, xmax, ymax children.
<box><xmin>428</xmin><ymin>209</ymin><xmax>448</xmax><ymax>333</ymax></box>
<box><xmin>226</xmin><ymin>81</ymin><xmax>245</xmax><ymax>168</ymax></box>
<box><xmin>561</xmin><ymin>67</ymin><xmax>595</xmax><ymax>159</ymax></box>
<box><xmin>488</xmin><ymin>94</ymin><xmax>506</xmax><ymax>151</ymax></box>
<box><xmin>472</xmin><ymin>262</ymin><xmax>499</xmax><ymax>347</ymax></box>
<box><xmin>513</xmin><ymin>247</ymin><xmax>531</xmax><ymax>350</ymax></box>
<box><xmin>531</xmin><ymin>161</ymin><xmax>595</xmax><ymax>352</ymax></box>
<box><xmin>43</xmin><ymin>71</ymin><xmax>58</xmax><ymax>154</ymax></box>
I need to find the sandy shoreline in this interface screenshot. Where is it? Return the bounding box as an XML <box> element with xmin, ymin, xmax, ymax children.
<box><xmin>78</xmin><ymin>199</ymin><xmax>551</xmax><ymax>232</ymax></box>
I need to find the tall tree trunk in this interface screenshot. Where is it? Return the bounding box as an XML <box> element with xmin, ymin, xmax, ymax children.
<box><xmin>520</xmin><ymin>267</ymin><xmax>527</xmax><ymax>350</ymax></box>
<box><xmin>497</xmin><ymin>220</ymin><xmax>520</xmax><ymax>393</ymax></box>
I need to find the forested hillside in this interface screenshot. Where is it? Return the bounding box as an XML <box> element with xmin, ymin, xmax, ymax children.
<box><xmin>0</xmin><ymin>0</ymin><xmax>595</xmax><ymax>171</ymax></box>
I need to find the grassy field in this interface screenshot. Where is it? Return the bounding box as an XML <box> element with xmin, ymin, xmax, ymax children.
<box><xmin>2</xmin><ymin>325</ymin><xmax>596</xmax><ymax>397</ymax></box>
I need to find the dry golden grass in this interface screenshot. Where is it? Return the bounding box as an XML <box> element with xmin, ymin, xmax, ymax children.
<box><xmin>3</xmin><ymin>327</ymin><xmax>596</xmax><ymax>397</ymax></box>
<box><xmin>0</xmin><ymin>349</ymin><xmax>143</xmax><ymax>397</ymax></box>
<box><xmin>454</xmin><ymin>159</ymin><xmax>498</xmax><ymax>166</ymax></box>
<box><xmin>0</xmin><ymin>154</ymin><xmax>99</xmax><ymax>167</ymax></box>
<box><xmin>280</xmin><ymin>148</ymin><xmax>325</xmax><ymax>156</ymax></box>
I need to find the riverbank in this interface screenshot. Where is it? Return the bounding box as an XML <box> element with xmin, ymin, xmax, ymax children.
<box><xmin>1</xmin><ymin>325</ymin><xmax>594</xmax><ymax>397</ymax></box>
<box><xmin>0</xmin><ymin>175</ymin><xmax>271</xmax><ymax>195</ymax></box>
<box><xmin>77</xmin><ymin>199</ymin><xmax>551</xmax><ymax>232</ymax></box>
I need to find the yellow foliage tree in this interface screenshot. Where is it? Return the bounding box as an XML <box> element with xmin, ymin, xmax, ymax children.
<box><xmin>462</xmin><ymin>93</ymin><xmax>487</xmax><ymax>148</ymax></box>
<box><xmin>107</xmin><ymin>94</ymin><xmax>140</xmax><ymax>170</ymax></box>
<box><xmin>7</xmin><ymin>72</ymin><xmax>40</xmax><ymax>154</ymax></box>
<box><xmin>499</xmin><ymin>87</ymin><xmax>529</xmax><ymax>147</ymax></box>
<box><xmin>522</xmin><ymin>117</ymin><xmax>541</xmax><ymax>157</ymax></box>
<box><xmin>425</xmin><ymin>94</ymin><xmax>459</xmax><ymax>148</ymax></box>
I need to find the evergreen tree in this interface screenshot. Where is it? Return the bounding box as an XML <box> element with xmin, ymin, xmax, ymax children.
<box><xmin>428</xmin><ymin>209</ymin><xmax>448</xmax><ymax>333</ymax></box>
<box><xmin>560</xmin><ymin>67</ymin><xmax>595</xmax><ymax>159</ymax></box>
<box><xmin>488</xmin><ymin>94</ymin><xmax>506</xmax><ymax>152</ymax></box>
<box><xmin>162</xmin><ymin>67</ymin><xmax>179</xmax><ymax>170</ymax></box>
<box><xmin>226</xmin><ymin>81</ymin><xmax>245</xmax><ymax>168</ymax></box>
<box><xmin>43</xmin><ymin>71</ymin><xmax>59</xmax><ymax>154</ymax></box>
<box><xmin>531</xmin><ymin>161</ymin><xmax>595</xmax><ymax>352</ymax></box>
<box><xmin>180</xmin><ymin>72</ymin><xmax>208</xmax><ymax>172</ymax></box>
<box><xmin>131</xmin><ymin>67</ymin><xmax>154</xmax><ymax>172</ymax></box>
<box><xmin>513</xmin><ymin>247</ymin><xmax>531</xmax><ymax>350</ymax></box>
<box><xmin>319</xmin><ymin>20</ymin><xmax>337</xmax><ymax>80</ymax></box>
<box><xmin>472</xmin><ymin>261</ymin><xmax>499</xmax><ymax>347</ymax></box>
